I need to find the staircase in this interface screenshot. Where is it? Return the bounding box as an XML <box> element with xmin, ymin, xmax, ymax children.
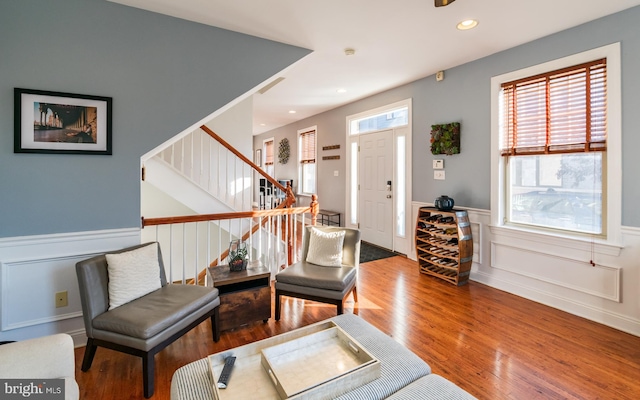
<box><xmin>141</xmin><ymin>125</ymin><xmax>318</xmax><ymax>285</ymax></box>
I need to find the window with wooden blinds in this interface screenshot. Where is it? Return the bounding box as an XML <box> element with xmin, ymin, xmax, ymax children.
<box><xmin>299</xmin><ymin>130</ymin><xmax>316</xmax><ymax>164</ymax></box>
<box><xmin>501</xmin><ymin>59</ymin><xmax>607</xmax><ymax>156</ymax></box>
<box><xmin>264</xmin><ymin>139</ymin><xmax>274</xmax><ymax>165</ymax></box>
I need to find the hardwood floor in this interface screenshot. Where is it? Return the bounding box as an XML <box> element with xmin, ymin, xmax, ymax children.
<box><xmin>74</xmin><ymin>256</ymin><xmax>640</xmax><ymax>399</ymax></box>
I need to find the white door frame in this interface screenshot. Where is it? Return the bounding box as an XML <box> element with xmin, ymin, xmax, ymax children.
<box><xmin>345</xmin><ymin>98</ymin><xmax>413</xmax><ymax>254</ymax></box>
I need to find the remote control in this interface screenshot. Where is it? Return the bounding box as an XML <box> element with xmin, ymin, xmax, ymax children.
<box><xmin>217</xmin><ymin>356</ymin><xmax>236</xmax><ymax>389</ymax></box>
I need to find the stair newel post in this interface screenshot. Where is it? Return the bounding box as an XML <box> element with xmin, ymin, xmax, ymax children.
<box><xmin>310</xmin><ymin>194</ymin><xmax>319</xmax><ymax>226</ymax></box>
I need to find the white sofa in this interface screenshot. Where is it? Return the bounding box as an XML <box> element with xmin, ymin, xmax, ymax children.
<box><xmin>0</xmin><ymin>334</ymin><xmax>79</xmax><ymax>400</ymax></box>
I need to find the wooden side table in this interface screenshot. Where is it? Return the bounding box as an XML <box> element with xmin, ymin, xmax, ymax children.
<box><xmin>207</xmin><ymin>263</ymin><xmax>271</xmax><ymax>331</ymax></box>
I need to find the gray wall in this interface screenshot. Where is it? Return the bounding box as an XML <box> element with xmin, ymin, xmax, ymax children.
<box><xmin>255</xmin><ymin>6</ymin><xmax>640</xmax><ymax>227</ymax></box>
<box><xmin>0</xmin><ymin>0</ymin><xmax>310</xmax><ymax>238</ymax></box>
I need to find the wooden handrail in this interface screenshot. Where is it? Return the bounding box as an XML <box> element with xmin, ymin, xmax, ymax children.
<box><xmin>200</xmin><ymin>125</ymin><xmax>289</xmax><ymax>196</ymax></box>
<box><xmin>142</xmin><ymin>205</ymin><xmax>312</xmax><ymax>227</ymax></box>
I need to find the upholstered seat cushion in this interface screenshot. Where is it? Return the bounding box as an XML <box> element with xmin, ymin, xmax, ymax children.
<box><xmin>276</xmin><ymin>261</ymin><xmax>356</xmax><ymax>291</ymax></box>
<box><xmin>93</xmin><ymin>284</ymin><xmax>219</xmax><ymax>339</ymax></box>
<box><xmin>384</xmin><ymin>374</ymin><xmax>476</xmax><ymax>400</ymax></box>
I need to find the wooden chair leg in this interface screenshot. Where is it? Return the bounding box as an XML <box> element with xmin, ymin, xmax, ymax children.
<box><xmin>275</xmin><ymin>291</ymin><xmax>282</xmax><ymax>321</ymax></box>
<box><xmin>352</xmin><ymin>286</ymin><xmax>358</xmax><ymax>303</ymax></box>
<box><xmin>81</xmin><ymin>338</ymin><xmax>98</xmax><ymax>371</ymax></box>
<box><xmin>337</xmin><ymin>301</ymin><xmax>344</xmax><ymax>315</ymax></box>
<box><xmin>211</xmin><ymin>307</ymin><xmax>221</xmax><ymax>342</ymax></box>
<box><xmin>142</xmin><ymin>352</ymin><xmax>155</xmax><ymax>398</ymax></box>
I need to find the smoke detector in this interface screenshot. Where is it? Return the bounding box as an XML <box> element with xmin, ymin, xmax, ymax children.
<box><xmin>344</xmin><ymin>48</ymin><xmax>356</xmax><ymax>56</ymax></box>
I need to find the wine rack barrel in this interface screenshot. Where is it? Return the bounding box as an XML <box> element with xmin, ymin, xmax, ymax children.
<box><xmin>415</xmin><ymin>207</ymin><xmax>473</xmax><ymax>286</ymax></box>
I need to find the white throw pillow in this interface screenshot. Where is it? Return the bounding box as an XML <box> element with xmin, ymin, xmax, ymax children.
<box><xmin>306</xmin><ymin>228</ymin><xmax>345</xmax><ymax>267</ymax></box>
<box><xmin>106</xmin><ymin>243</ymin><xmax>162</xmax><ymax>310</ymax></box>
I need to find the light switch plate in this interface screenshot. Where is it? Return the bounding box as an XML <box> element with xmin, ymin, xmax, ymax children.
<box><xmin>434</xmin><ymin>170</ymin><xmax>445</xmax><ymax>180</ymax></box>
<box><xmin>433</xmin><ymin>160</ymin><xmax>444</xmax><ymax>169</ymax></box>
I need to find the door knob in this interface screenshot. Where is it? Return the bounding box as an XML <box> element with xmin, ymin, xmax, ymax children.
<box><xmin>387</xmin><ymin>195</ymin><xmax>392</xmax><ymax>199</ymax></box>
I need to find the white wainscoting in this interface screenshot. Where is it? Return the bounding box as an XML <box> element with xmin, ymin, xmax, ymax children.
<box><xmin>0</xmin><ymin>228</ymin><xmax>140</xmax><ymax>345</ymax></box>
<box><xmin>410</xmin><ymin>201</ymin><xmax>640</xmax><ymax>337</ymax></box>
<box><xmin>490</xmin><ymin>242</ymin><xmax>621</xmax><ymax>302</ymax></box>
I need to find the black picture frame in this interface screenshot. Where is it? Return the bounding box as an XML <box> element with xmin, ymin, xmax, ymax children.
<box><xmin>14</xmin><ymin>88</ymin><xmax>112</xmax><ymax>155</ymax></box>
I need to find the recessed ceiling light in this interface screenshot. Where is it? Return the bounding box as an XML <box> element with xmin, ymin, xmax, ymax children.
<box><xmin>288</xmin><ymin>110</ymin><xmax>296</xmax><ymax>114</ymax></box>
<box><xmin>337</xmin><ymin>88</ymin><xmax>347</xmax><ymax>93</ymax></box>
<box><xmin>457</xmin><ymin>19</ymin><xmax>478</xmax><ymax>30</ymax></box>
<box><xmin>260</xmin><ymin>123</ymin><xmax>266</xmax><ymax>126</ymax></box>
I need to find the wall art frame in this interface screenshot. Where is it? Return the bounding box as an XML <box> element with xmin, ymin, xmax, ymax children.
<box><xmin>14</xmin><ymin>88</ymin><xmax>112</xmax><ymax>155</ymax></box>
<box><xmin>430</xmin><ymin>122</ymin><xmax>460</xmax><ymax>155</ymax></box>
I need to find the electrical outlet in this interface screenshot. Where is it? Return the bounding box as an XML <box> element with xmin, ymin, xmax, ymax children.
<box><xmin>334</xmin><ymin>170</ymin><xmax>339</xmax><ymax>177</ymax></box>
<box><xmin>434</xmin><ymin>170</ymin><xmax>446</xmax><ymax>180</ymax></box>
<box><xmin>55</xmin><ymin>291</ymin><xmax>68</xmax><ymax>308</ymax></box>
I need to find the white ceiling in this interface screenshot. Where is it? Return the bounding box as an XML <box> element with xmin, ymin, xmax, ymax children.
<box><xmin>110</xmin><ymin>0</ymin><xmax>640</xmax><ymax>135</ymax></box>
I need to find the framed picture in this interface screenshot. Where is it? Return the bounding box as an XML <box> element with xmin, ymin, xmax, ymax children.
<box><xmin>255</xmin><ymin>149</ymin><xmax>262</xmax><ymax>167</ymax></box>
<box><xmin>14</xmin><ymin>88</ymin><xmax>112</xmax><ymax>155</ymax></box>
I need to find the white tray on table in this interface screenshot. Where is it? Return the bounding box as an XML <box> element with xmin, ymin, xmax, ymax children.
<box><xmin>207</xmin><ymin>321</ymin><xmax>380</xmax><ymax>399</ymax></box>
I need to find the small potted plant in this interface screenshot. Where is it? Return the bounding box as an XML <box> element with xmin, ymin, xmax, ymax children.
<box><xmin>228</xmin><ymin>239</ymin><xmax>248</xmax><ymax>271</ymax></box>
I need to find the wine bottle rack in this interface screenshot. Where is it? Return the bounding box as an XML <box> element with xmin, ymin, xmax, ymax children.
<box><xmin>415</xmin><ymin>207</ymin><xmax>473</xmax><ymax>286</ymax></box>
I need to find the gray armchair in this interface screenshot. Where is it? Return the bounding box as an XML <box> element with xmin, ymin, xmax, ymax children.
<box><xmin>275</xmin><ymin>226</ymin><xmax>361</xmax><ymax>319</ymax></box>
<box><xmin>76</xmin><ymin>242</ymin><xmax>220</xmax><ymax>398</ymax></box>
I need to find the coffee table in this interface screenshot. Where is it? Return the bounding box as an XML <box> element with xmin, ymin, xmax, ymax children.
<box><xmin>207</xmin><ymin>263</ymin><xmax>271</xmax><ymax>331</ymax></box>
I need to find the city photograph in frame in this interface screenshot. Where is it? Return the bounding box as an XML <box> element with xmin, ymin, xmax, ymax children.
<box><xmin>14</xmin><ymin>88</ymin><xmax>112</xmax><ymax>155</ymax></box>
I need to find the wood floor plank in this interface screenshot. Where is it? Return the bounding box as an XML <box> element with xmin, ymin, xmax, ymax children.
<box><xmin>74</xmin><ymin>255</ymin><xmax>640</xmax><ymax>399</ymax></box>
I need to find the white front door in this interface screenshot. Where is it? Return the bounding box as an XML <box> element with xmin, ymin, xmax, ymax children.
<box><xmin>358</xmin><ymin>130</ymin><xmax>393</xmax><ymax>249</ymax></box>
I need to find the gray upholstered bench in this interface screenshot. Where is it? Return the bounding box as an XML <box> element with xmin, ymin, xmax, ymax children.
<box><xmin>76</xmin><ymin>242</ymin><xmax>221</xmax><ymax>398</ymax></box>
<box><xmin>170</xmin><ymin>314</ymin><xmax>475</xmax><ymax>399</ymax></box>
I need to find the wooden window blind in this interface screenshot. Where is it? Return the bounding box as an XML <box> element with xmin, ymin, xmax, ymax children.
<box><xmin>501</xmin><ymin>58</ymin><xmax>607</xmax><ymax>156</ymax></box>
<box><xmin>264</xmin><ymin>140</ymin><xmax>274</xmax><ymax>165</ymax></box>
<box><xmin>299</xmin><ymin>130</ymin><xmax>316</xmax><ymax>164</ymax></box>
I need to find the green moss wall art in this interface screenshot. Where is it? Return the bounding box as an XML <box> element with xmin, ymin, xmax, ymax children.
<box><xmin>430</xmin><ymin>122</ymin><xmax>460</xmax><ymax>155</ymax></box>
